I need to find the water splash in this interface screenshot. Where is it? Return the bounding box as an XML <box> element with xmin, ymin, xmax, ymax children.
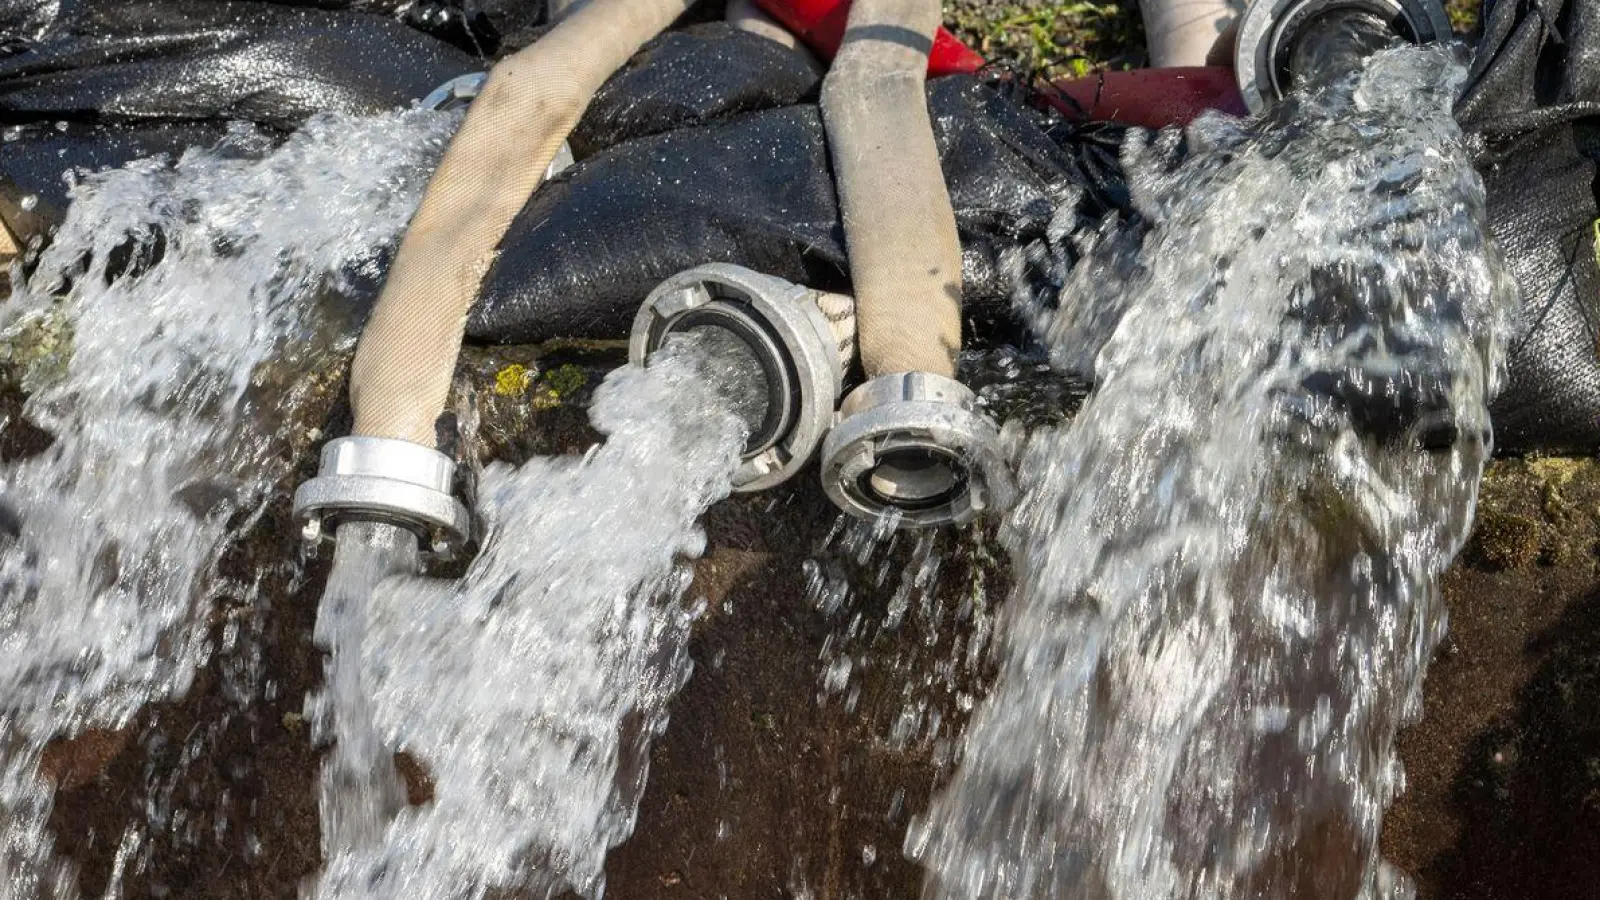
<box><xmin>311</xmin><ymin>332</ymin><xmax>748</xmax><ymax>900</ymax></box>
<box><xmin>0</xmin><ymin>109</ymin><xmax>453</xmax><ymax>897</ymax></box>
<box><xmin>805</xmin><ymin>515</ymin><xmax>996</xmax><ymax>762</ymax></box>
<box><xmin>912</xmin><ymin>47</ymin><xmax>1517</xmax><ymax>899</ymax></box>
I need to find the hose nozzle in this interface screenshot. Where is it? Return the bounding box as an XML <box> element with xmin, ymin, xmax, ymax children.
<box><xmin>292</xmin><ymin>437</ymin><xmax>470</xmax><ymax>558</ymax></box>
<box><xmin>629</xmin><ymin>264</ymin><xmax>849</xmax><ymax>492</ymax></box>
<box><xmin>820</xmin><ymin>372</ymin><xmax>1011</xmax><ymax>530</ymax></box>
<box><xmin>1234</xmin><ymin>0</ymin><xmax>1452</xmax><ymax>113</ymax></box>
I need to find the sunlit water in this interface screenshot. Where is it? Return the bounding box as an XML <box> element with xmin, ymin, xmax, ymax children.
<box><xmin>310</xmin><ymin>332</ymin><xmax>749</xmax><ymax>900</ymax></box>
<box><xmin>911</xmin><ymin>47</ymin><xmax>1517</xmax><ymax>899</ymax></box>
<box><xmin>0</xmin><ymin>109</ymin><xmax>452</xmax><ymax>898</ymax></box>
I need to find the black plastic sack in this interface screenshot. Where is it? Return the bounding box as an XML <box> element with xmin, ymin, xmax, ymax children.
<box><xmin>0</xmin><ymin>1</ymin><xmax>474</xmax><ymax>125</ymax></box>
<box><xmin>568</xmin><ymin>23</ymin><xmax>822</xmax><ymax>159</ymax></box>
<box><xmin>0</xmin><ymin>0</ymin><xmax>475</xmax><ymax>241</ymax></box>
<box><xmin>468</xmin><ymin>44</ymin><xmax>1132</xmax><ymax>345</ymax></box>
<box><xmin>1459</xmin><ymin>0</ymin><xmax>1600</xmax><ymax>452</ymax></box>
<box><xmin>281</xmin><ymin>0</ymin><xmax>549</xmax><ymax>57</ymax></box>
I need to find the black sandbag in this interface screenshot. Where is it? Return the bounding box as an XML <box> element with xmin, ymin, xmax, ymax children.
<box><xmin>0</xmin><ymin>121</ymin><xmax>245</xmax><ymax>241</ymax></box>
<box><xmin>243</xmin><ymin>0</ymin><xmax>551</xmax><ymax>57</ymax></box>
<box><xmin>0</xmin><ymin>0</ymin><xmax>475</xmax><ymax>242</ymax></box>
<box><xmin>468</xmin><ymin>74</ymin><xmax>1132</xmax><ymax>344</ymax></box>
<box><xmin>0</xmin><ymin>1</ymin><xmax>477</xmax><ymax>127</ymax></box>
<box><xmin>1458</xmin><ymin>0</ymin><xmax>1600</xmax><ymax>452</ymax></box>
<box><xmin>568</xmin><ymin>22</ymin><xmax>822</xmax><ymax>159</ymax></box>
<box><xmin>472</xmin><ymin>104</ymin><xmax>840</xmax><ymax>344</ymax></box>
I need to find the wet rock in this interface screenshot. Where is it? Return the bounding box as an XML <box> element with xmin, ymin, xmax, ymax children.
<box><xmin>38</xmin><ymin>729</ymin><xmax>130</xmax><ymax>791</ymax></box>
<box><xmin>393</xmin><ymin>751</ymin><xmax>435</xmax><ymax>807</ymax></box>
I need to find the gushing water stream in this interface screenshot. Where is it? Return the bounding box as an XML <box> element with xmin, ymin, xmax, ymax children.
<box><xmin>310</xmin><ymin>332</ymin><xmax>750</xmax><ymax>900</ymax></box>
<box><xmin>911</xmin><ymin>47</ymin><xmax>1516</xmax><ymax>899</ymax></box>
<box><xmin>0</xmin><ymin>33</ymin><xmax>1527</xmax><ymax>900</ymax></box>
<box><xmin>0</xmin><ymin>109</ymin><xmax>452</xmax><ymax>898</ymax></box>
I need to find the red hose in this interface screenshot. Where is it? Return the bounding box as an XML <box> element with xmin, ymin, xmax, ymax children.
<box><xmin>748</xmin><ymin>0</ymin><xmax>986</xmax><ymax>75</ymax></box>
<box><xmin>747</xmin><ymin>2</ymin><xmax>1247</xmax><ymax>127</ymax></box>
<box><xmin>1045</xmin><ymin>67</ymin><xmax>1248</xmax><ymax>129</ymax></box>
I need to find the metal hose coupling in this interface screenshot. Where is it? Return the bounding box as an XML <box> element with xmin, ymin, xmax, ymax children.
<box><xmin>630</xmin><ymin>264</ymin><xmax>850</xmax><ymax>492</ymax></box>
<box><xmin>1234</xmin><ymin>0</ymin><xmax>1451</xmax><ymax>113</ymax></box>
<box><xmin>420</xmin><ymin>72</ymin><xmax>575</xmax><ymax>177</ymax></box>
<box><xmin>820</xmin><ymin>372</ymin><xmax>1012</xmax><ymax>530</ymax></box>
<box><xmin>292</xmin><ymin>436</ymin><xmax>471</xmax><ymax>558</ymax></box>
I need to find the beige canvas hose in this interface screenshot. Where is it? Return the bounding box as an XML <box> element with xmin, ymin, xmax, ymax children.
<box><xmin>347</xmin><ymin>0</ymin><xmax>692</xmax><ymax>446</ymax></box>
<box><xmin>819</xmin><ymin>0</ymin><xmax>961</xmax><ymax>380</ymax></box>
<box><xmin>1140</xmin><ymin>0</ymin><xmax>1242</xmax><ymax>67</ymax></box>
<box><xmin>727</xmin><ymin>0</ymin><xmax>807</xmax><ymax>51</ymax></box>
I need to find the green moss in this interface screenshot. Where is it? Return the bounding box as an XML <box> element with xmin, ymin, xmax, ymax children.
<box><xmin>493</xmin><ymin>363</ymin><xmax>533</xmax><ymax>397</ymax></box>
<box><xmin>1527</xmin><ymin>457</ymin><xmax>1590</xmax><ymax>527</ymax></box>
<box><xmin>1528</xmin><ymin>457</ymin><xmax>1588</xmax><ymax>489</ymax></box>
<box><xmin>544</xmin><ymin>363</ymin><xmax>587</xmax><ymax>397</ymax></box>
<box><xmin>529</xmin><ymin>363</ymin><xmax>588</xmax><ymax>410</ymax></box>
<box><xmin>1446</xmin><ymin>0</ymin><xmax>1480</xmax><ymax>34</ymax></box>
<box><xmin>1466</xmin><ymin>508</ymin><xmax>1544</xmax><ymax>571</ymax></box>
<box><xmin>0</xmin><ymin>306</ymin><xmax>73</xmax><ymax>392</ymax></box>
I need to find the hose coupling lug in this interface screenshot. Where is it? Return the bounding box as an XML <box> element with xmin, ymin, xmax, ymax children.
<box><xmin>420</xmin><ymin>72</ymin><xmax>575</xmax><ymax>178</ymax></box>
<box><xmin>420</xmin><ymin>72</ymin><xmax>488</xmax><ymax>112</ymax></box>
<box><xmin>292</xmin><ymin>436</ymin><xmax>470</xmax><ymax>559</ymax></box>
<box><xmin>630</xmin><ymin>264</ymin><xmax>848</xmax><ymax>493</ymax></box>
<box><xmin>820</xmin><ymin>372</ymin><xmax>1013</xmax><ymax>530</ymax></box>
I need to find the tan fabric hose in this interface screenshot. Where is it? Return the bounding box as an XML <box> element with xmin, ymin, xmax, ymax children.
<box><xmin>1140</xmin><ymin>0</ymin><xmax>1242</xmax><ymax>68</ymax></box>
<box><xmin>348</xmin><ymin>0</ymin><xmax>692</xmax><ymax>446</ymax></box>
<box><xmin>819</xmin><ymin>0</ymin><xmax>962</xmax><ymax>380</ymax></box>
<box><xmin>727</xmin><ymin>0</ymin><xmax>806</xmax><ymax>50</ymax></box>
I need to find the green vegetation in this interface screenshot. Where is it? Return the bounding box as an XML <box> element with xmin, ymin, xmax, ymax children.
<box><xmin>946</xmin><ymin>0</ymin><xmax>1148</xmax><ymax>79</ymax></box>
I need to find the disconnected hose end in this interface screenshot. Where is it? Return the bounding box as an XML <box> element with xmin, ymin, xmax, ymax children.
<box><xmin>822</xmin><ymin>372</ymin><xmax>1013</xmax><ymax>529</ymax></box>
<box><xmin>1234</xmin><ymin>0</ymin><xmax>1452</xmax><ymax>112</ymax></box>
<box><xmin>293</xmin><ymin>436</ymin><xmax>470</xmax><ymax>558</ymax></box>
<box><xmin>816</xmin><ymin>0</ymin><xmax>1008</xmax><ymax>530</ymax></box>
<box><xmin>301</xmin><ymin>0</ymin><xmax>690</xmax><ymax>555</ymax></box>
<box><xmin>630</xmin><ymin>264</ymin><xmax>850</xmax><ymax>492</ymax></box>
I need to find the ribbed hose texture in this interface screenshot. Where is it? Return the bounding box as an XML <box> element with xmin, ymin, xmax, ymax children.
<box><xmin>820</xmin><ymin>0</ymin><xmax>962</xmax><ymax>380</ymax></box>
<box><xmin>348</xmin><ymin>0</ymin><xmax>692</xmax><ymax>446</ymax></box>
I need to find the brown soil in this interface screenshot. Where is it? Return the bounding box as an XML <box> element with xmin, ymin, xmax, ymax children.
<box><xmin>16</xmin><ymin>342</ymin><xmax>1599</xmax><ymax>899</ymax></box>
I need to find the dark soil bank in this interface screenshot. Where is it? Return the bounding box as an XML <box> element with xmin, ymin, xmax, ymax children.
<box><xmin>17</xmin><ymin>344</ymin><xmax>1600</xmax><ymax>899</ymax></box>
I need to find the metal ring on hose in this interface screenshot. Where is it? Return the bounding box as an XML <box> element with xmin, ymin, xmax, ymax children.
<box><xmin>293</xmin><ymin>436</ymin><xmax>470</xmax><ymax>558</ymax></box>
<box><xmin>1233</xmin><ymin>0</ymin><xmax>1452</xmax><ymax>113</ymax></box>
<box><xmin>629</xmin><ymin>264</ymin><xmax>844</xmax><ymax>492</ymax></box>
<box><xmin>820</xmin><ymin>372</ymin><xmax>1012</xmax><ymax>530</ymax></box>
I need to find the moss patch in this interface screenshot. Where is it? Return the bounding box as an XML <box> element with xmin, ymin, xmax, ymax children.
<box><xmin>492</xmin><ymin>363</ymin><xmax>534</xmax><ymax>397</ymax></box>
<box><xmin>1466</xmin><ymin>508</ymin><xmax>1544</xmax><ymax>571</ymax></box>
<box><xmin>0</xmin><ymin>305</ymin><xmax>73</xmax><ymax>392</ymax></box>
<box><xmin>531</xmin><ymin>363</ymin><xmax>588</xmax><ymax>410</ymax></box>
